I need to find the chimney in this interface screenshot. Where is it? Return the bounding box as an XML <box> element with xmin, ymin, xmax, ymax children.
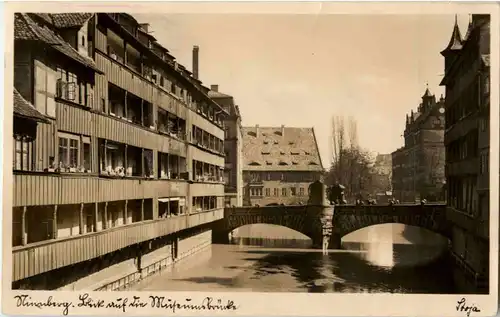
<box><xmin>139</xmin><ymin>23</ymin><xmax>149</xmax><ymax>33</ymax></box>
<box><xmin>256</xmin><ymin>124</ymin><xmax>260</xmax><ymax>137</ymax></box>
<box><xmin>192</xmin><ymin>46</ymin><xmax>199</xmax><ymax>80</ymax></box>
<box><xmin>281</xmin><ymin>124</ymin><xmax>285</xmax><ymax>136</ymax></box>
<box><xmin>211</xmin><ymin>84</ymin><xmax>219</xmax><ymax>92</ymax></box>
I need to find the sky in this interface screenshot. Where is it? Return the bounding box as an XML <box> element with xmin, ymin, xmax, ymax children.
<box><xmin>135</xmin><ymin>13</ymin><xmax>470</xmax><ymax>168</ymax></box>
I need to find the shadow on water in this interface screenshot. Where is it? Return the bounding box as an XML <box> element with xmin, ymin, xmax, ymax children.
<box><xmin>230</xmin><ymin>247</ymin><xmax>456</xmax><ymax>293</ymax></box>
<box><xmin>162</xmin><ymin>224</ymin><xmax>458</xmax><ymax>293</ymax></box>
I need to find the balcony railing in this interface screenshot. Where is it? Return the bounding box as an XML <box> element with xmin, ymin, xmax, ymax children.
<box><xmin>12</xmin><ymin>209</ymin><xmax>224</xmax><ymax>282</ymax></box>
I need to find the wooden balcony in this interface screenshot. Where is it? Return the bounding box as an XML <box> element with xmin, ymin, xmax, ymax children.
<box><xmin>12</xmin><ymin>208</ymin><xmax>224</xmax><ymax>281</ymax></box>
<box><xmin>191</xmin><ymin>182</ymin><xmax>225</xmax><ymax>197</ymax></box>
<box><xmin>189</xmin><ymin>146</ymin><xmax>225</xmax><ymax>167</ymax></box>
<box><xmin>95</xmin><ymin>52</ymin><xmax>190</xmax><ymax>122</ymax></box>
<box><xmin>13</xmin><ymin>174</ymin><xmax>189</xmax><ymax>207</ymax></box>
<box><xmin>56</xmin><ymin>102</ymin><xmax>187</xmax><ymax>158</ymax></box>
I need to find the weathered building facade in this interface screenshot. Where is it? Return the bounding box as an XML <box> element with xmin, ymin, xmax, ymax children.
<box><xmin>440</xmin><ymin>15</ymin><xmax>490</xmax><ymax>293</ymax></box>
<box><xmin>391</xmin><ymin>87</ymin><xmax>446</xmax><ymax>203</ymax></box>
<box><xmin>12</xmin><ymin>13</ymin><xmax>226</xmax><ymax>290</ymax></box>
<box><xmin>241</xmin><ymin>125</ymin><xmax>324</xmax><ymax>206</ymax></box>
<box><xmin>208</xmin><ymin>84</ymin><xmax>243</xmax><ymax>207</ymax></box>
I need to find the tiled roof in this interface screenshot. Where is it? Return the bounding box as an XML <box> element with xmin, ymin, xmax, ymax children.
<box><xmin>14</xmin><ymin>13</ymin><xmax>101</xmax><ymax>73</ymax></box>
<box><xmin>242</xmin><ymin>126</ymin><xmax>324</xmax><ymax>171</ymax></box>
<box><xmin>50</xmin><ymin>13</ymin><xmax>93</xmax><ymax>28</ymax></box>
<box><xmin>30</xmin><ymin>13</ymin><xmax>93</xmax><ymax>29</ymax></box>
<box><xmin>13</xmin><ymin>88</ymin><xmax>49</xmax><ymax>123</ymax></box>
<box><xmin>208</xmin><ymin>90</ymin><xmax>232</xmax><ymax>99</ymax></box>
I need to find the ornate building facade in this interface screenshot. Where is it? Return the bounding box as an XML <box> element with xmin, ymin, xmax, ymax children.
<box><xmin>391</xmin><ymin>87</ymin><xmax>446</xmax><ymax>203</ymax></box>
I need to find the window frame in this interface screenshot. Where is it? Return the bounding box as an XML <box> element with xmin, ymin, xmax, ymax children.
<box><xmin>13</xmin><ymin>135</ymin><xmax>33</xmax><ymax>171</ymax></box>
<box><xmin>34</xmin><ymin>60</ymin><xmax>56</xmax><ymax>118</ymax></box>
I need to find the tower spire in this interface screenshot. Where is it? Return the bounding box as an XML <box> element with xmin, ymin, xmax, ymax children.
<box><xmin>441</xmin><ymin>15</ymin><xmax>463</xmax><ymax>55</ymax></box>
<box><xmin>464</xmin><ymin>14</ymin><xmax>474</xmax><ymax>40</ymax></box>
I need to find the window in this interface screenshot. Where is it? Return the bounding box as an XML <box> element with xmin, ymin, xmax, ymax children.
<box><xmin>480</xmin><ymin>151</ymin><xmax>489</xmax><ymax>175</ymax></box>
<box><xmin>265</xmin><ymin>188</ymin><xmax>270</xmax><ymax>196</ymax></box>
<box><xmin>282</xmin><ymin>188</ymin><xmax>287</xmax><ymax>197</ymax></box>
<box><xmin>299</xmin><ymin>187</ymin><xmax>305</xmax><ymax>196</ymax></box>
<box><xmin>82</xmin><ymin>137</ymin><xmax>91</xmax><ymax>171</ymax></box>
<box><xmin>13</xmin><ymin>136</ymin><xmax>32</xmax><ymax>171</ymax></box>
<box><xmin>58</xmin><ymin>133</ymin><xmax>79</xmax><ymax>169</ymax></box>
<box><xmin>81</xmin><ymin>35</ymin><xmax>85</xmax><ymax>46</ymax></box>
<box><xmin>34</xmin><ymin>60</ymin><xmax>56</xmax><ymax>117</ymax></box>
<box><xmin>274</xmin><ymin>188</ymin><xmax>279</xmax><ymax>196</ymax></box>
<box><xmin>480</xmin><ymin>117</ymin><xmax>487</xmax><ymax>132</ymax></box>
<box><xmin>484</xmin><ymin>74</ymin><xmax>490</xmax><ymax>95</ymax></box>
<box><xmin>58</xmin><ymin>133</ymin><xmax>92</xmax><ymax>171</ymax></box>
<box><xmin>291</xmin><ymin>187</ymin><xmax>297</xmax><ymax>196</ymax></box>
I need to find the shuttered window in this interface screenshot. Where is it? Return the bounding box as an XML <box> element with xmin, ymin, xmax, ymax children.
<box><xmin>34</xmin><ymin>60</ymin><xmax>56</xmax><ymax>117</ymax></box>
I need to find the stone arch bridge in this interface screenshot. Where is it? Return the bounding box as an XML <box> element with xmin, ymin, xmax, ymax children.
<box><xmin>212</xmin><ymin>203</ymin><xmax>449</xmax><ymax>249</ymax></box>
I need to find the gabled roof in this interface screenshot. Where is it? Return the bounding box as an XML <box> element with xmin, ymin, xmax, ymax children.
<box><xmin>14</xmin><ymin>13</ymin><xmax>102</xmax><ymax>74</ymax></box>
<box><xmin>13</xmin><ymin>88</ymin><xmax>49</xmax><ymax>123</ymax></box>
<box><xmin>242</xmin><ymin>126</ymin><xmax>324</xmax><ymax>172</ymax></box>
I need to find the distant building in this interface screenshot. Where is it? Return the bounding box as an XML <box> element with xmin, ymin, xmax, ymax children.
<box><xmin>440</xmin><ymin>14</ymin><xmax>490</xmax><ymax>293</ymax></box>
<box><xmin>391</xmin><ymin>87</ymin><xmax>446</xmax><ymax>203</ymax></box>
<box><xmin>241</xmin><ymin>125</ymin><xmax>324</xmax><ymax>206</ymax></box>
<box><xmin>370</xmin><ymin>153</ymin><xmax>393</xmax><ymax>201</ymax></box>
<box><xmin>208</xmin><ymin>84</ymin><xmax>243</xmax><ymax>207</ymax></box>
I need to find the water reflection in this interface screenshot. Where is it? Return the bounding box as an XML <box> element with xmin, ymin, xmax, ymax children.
<box><xmin>130</xmin><ymin>224</ymin><xmax>457</xmax><ymax>293</ymax></box>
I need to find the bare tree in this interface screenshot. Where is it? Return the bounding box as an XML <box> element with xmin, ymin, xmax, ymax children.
<box><xmin>326</xmin><ymin>115</ymin><xmax>376</xmax><ymax>202</ymax></box>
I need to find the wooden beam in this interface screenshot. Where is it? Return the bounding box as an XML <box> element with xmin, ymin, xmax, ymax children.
<box><xmin>141</xmin><ymin>199</ymin><xmax>145</xmax><ymax>221</ymax></box>
<box><xmin>53</xmin><ymin>205</ymin><xmax>58</xmax><ymax>239</ymax></box>
<box><xmin>21</xmin><ymin>206</ymin><xmax>27</xmax><ymax>246</ymax></box>
<box><xmin>104</xmin><ymin>202</ymin><xmax>108</xmax><ymax>229</ymax></box>
<box><xmin>79</xmin><ymin>203</ymin><xmax>84</xmax><ymax>234</ymax></box>
<box><xmin>124</xmin><ymin>200</ymin><xmax>128</xmax><ymax>225</ymax></box>
<box><xmin>94</xmin><ymin>202</ymin><xmax>99</xmax><ymax>232</ymax></box>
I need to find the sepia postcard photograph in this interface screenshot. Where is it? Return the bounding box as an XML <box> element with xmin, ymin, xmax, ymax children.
<box><xmin>2</xmin><ymin>1</ymin><xmax>499</xmax><ymax>317</ymax></box>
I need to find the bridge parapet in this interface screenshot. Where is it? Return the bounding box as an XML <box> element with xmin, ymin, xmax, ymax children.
<box><xmin>332</xmin><ymin>204</ymin><xmax>449</xmax><ymax>240</ymax></box>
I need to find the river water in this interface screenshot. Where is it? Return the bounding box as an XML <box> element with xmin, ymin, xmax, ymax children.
<box><xmin>130</xmin><ymin>224</ymin><xmax>457</xmax><ymax>293</ymax></box>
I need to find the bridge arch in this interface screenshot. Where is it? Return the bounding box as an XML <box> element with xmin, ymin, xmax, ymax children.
<box><xmin>224</xmin><ymin>205</ymin><xmax>314</xmax><ymax>239</ymax></box>
<box><xmin>332</xmin><ymin>204</ymin><xmax>450</xmax><ymax>241</ymax></box>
